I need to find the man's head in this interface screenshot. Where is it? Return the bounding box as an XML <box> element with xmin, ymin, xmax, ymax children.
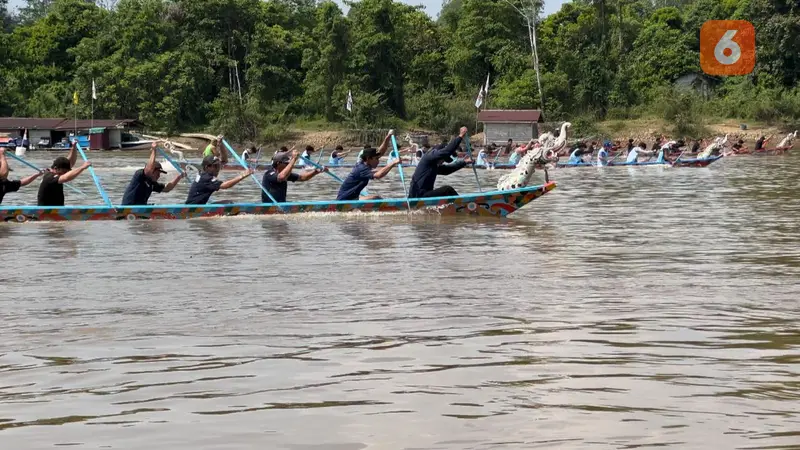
<box><xmin>335</xmin><ymin>145</ymin><xmax>344</xmax><ymax>152</ymax></box>
<box><xmin>202</xmin><ymin>155</ymin><xmax>222</xmax><ymax>176</ymax></box>
<box><xmin>360</xmin><ymin>147</ymin><xmax>381</xmax><ymax>168</ymax></box>
<box><xmin>272</xmin><ymin>151</ymin><xmax>291</xmax><ymax>170</ymax></box>
<box><xmin>145</xmin><ymin>161</ymin><xmax>168</xmax><ymax>181</ymax></box>
<box><xmin>305</xmin><ymin>145</ymin><xmax>314</xmax><ymax>154</ymax></box>
<box><xmin>51</xmin><ymin>156</ymin><xmax>72</xmax><ymax>175</ymax></box>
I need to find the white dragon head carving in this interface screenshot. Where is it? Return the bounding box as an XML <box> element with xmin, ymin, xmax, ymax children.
<box><xmin>496</xmin><ymin>122</ymin><xmax>570</xmax><ymax>191</ymax></box>
<box><xmin>777</xmin><ymin>130</ymin><xmax>797</xmax><ymax>148</ymax></box>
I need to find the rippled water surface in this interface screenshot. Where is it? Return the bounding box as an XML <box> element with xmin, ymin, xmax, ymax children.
<box><xmin>1</xmin><ymin>151</ymin><xmax>799</xmax><ymax>449</ymax></box>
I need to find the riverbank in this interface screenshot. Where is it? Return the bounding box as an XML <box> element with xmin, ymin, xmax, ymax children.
<box><xmin>148</xmin><ymin>119</ymin><xmax>794</xmax><ymax>157</ymax></box>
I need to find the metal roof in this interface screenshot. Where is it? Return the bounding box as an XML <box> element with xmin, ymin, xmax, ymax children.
<box><xmin>0</xmin><ymin>117</ymin><xmax>143</xmax><ymax>130</ymax></box>
<box><xmin>477</xmin><ymin>109</ymin><xmax>544</xmax><ymax>123</ymax></box>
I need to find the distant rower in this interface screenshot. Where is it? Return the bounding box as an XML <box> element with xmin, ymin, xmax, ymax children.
<box><xmin>0</xmin><ymin>148</ymin><xmax>43</xmax><ymax>205</ymax></box>
<box><xmin>121</xmin><ymin>142</ymin><xmax>184</xmax><ymax>206</ymax></box>
<box><xmin>329</xmin><ymin>145</ymin><xmax>350</xmax><ymax>165</ymax></box>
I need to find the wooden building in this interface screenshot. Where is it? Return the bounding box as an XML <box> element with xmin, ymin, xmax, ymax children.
<box><xmin>0</xmin><ymin>117</ymin><xmax>144</xmax><ymax>150</ymax></box>
<box><xmin>477</xmin><ymin>109</ymin><xmax>544</xmax><ymax>146</ymax></box>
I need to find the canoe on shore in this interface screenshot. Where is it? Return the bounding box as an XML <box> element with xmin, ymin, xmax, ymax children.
<box><xmin>0</xmin><ymin>182</ymin><xmax>556</xmax><ymax>223</ymax></box>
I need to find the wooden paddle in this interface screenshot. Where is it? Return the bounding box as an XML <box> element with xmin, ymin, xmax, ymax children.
<box><xmin>74</xmin><ymin>141</ymin><xmax>114</xmax><ymax>209</ymax></box>
<box><xmin>463</xmin><ymin>134</ymin><xmax>482</xmax><ymax>191</ymax></box>
<box><xmin>5</xmin><ymin>151</ymin><xmax>87</xmax><ymax>196</ymax></box>
<box><xmin>390</xmin><ymin>134</ymin><xmax>411</xmax><ymax>211</ymax></box>
<box><xmin>157</xmin><ymin>146</ymin><xmax>190</xmax><ymax>184</ymax></box>
<box><xmin>221</xmin><ymin>138</ymin><xmax>283</xmax><ymax>210</ymax></box>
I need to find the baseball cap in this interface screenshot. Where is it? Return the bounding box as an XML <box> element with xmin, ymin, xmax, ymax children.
<box><xmin>52</xmin><ymin>156</ymin><xmax>71</xmax><ymax>171</ymax></box>
<box><xmin>273</xmin><ymin>151</ymin><xmax>291</xmax><ymax>164</ymax></box>
<box><xmin>360</xmin><ymin>147</ymin><xmax>379</xmax><ymax>160</ymax></box>
<box><xmin>202</xmin><ymin>155</ymin><xmax>221</xmax><ymax>168</ymax></box>
<box><xmin>152</xmin><ymin>161</ymin><xmax>167</xmax><ymax>174</ymax></box>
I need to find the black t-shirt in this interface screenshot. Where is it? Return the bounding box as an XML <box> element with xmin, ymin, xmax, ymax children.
<box><xmin>37</xmin><ymin>172</ymin><xmax>64</xmax><ymax>206</ymax></box>
<box><xmin>262</xmin><ymin>169</ymin><xmax>299</xmax><ymax>203</ymax></box>
<box><xmin>0</xmin><ymin>179</ymin><xmax>22</xmax><ymax>205</ymax></box>
<box><xmin>185</xmin><ymin>173</ymin><xmax>223</xmax><ymax>205</ymax></box>
<box><xmin>121</xmin><ymin>169</ymin><xmax>165</xmax><ymax>205</ymax></box>
<box><xmin>755</xmin><ymin>137</ymin><xmax>765</xmax><ymax>150</ymax></box>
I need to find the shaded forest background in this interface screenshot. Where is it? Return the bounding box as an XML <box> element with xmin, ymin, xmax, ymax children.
<box><xmin>0</xmin><ymin>0</ymin><xmax>798</xmax><ymax>141</ymax></box>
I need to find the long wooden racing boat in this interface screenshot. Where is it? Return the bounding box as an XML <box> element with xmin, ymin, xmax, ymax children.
<box><xmin>0</xmin><ymin>182</ymin><xmax>556</xmax><ymax>223</ymax></box>
<box><xmin>165</xmin><ymin>159</ymin><xmax>519</xmax><ymax>172</ymax></box>
<box><xmin>551</xmin><ymin>155</ymin><xmax>723</xmax><ymax>168</ymax></box>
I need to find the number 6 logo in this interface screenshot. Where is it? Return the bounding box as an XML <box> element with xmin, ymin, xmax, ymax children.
<box><xmin>701</xmin><ymin>20</ymin><xmax>755</xmax><ymax>76</ymax></box>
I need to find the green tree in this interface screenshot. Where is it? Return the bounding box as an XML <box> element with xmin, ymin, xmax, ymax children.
<box><xmin>301</xmin><ymin>1</ymin><xmax>348</xmax><ymax>121</ymax></box>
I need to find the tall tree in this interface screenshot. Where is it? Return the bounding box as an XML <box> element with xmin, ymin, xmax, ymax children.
<box><xmin>301</xmin><ymin>1</ymin><xmax>348</xmax><ymax>121</ymax></box>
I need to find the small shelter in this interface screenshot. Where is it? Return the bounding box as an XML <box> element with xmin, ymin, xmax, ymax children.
<box><xmin>0</xmin><ymin>117</ymin><xmax>143</xmax><ymax>150</ymax></box>
<box><xmin>477</xmin><ymin>109</ymin><xmax>544</xmax><ymax>146</ymax></box>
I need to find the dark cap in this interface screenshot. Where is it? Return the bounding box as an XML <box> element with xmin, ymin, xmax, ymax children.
<box><xmin>273</xmin><ymin>151</ymin><xmax>291</xmax><ymax>165</ymax></box>
<box><xmin>202</xmin><ymin>155</ymin><xmax>221</xmax><ymax>168</ymax></box>
<box><xmin>360</xmin><ymin>147</ymin><xmax>379</xmax><ymax>160</ymax></box>
<box><xmin>52</xmin><ymin>156</ymin><xmax>71</xmax><ymax>171</ymax></box>
<box><xmin>152</xmin><ymin>161</ymin><xmax>167</xmax><ymax>174</ymax></box>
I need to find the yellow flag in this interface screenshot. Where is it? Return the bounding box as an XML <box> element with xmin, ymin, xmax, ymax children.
<box><xmin>73</xmin><ymin>91</ymin><xmax>78</xmax><ymax>105</ymax></box>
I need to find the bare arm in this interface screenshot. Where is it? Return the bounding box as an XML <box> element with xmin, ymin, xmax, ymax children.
<box><xmin>278</xmin><ymin>151</ymin><xmax>300</xmax><ymax>182</ymax></box>
<box><xmin>145</xmin><ymin>142</ymin><xmax>158</xmax><ymax>173</ymax></box>
<box><xmin>19</xmin><ymin>171</ymin><xmax>43</xmax><ymax>186</ymax></box>
<box><xmin>58</xmin><ymin>161</ymin><xmax>91</xmax><ymax>183</ymax></box>
<box><xmin>297</xmin><ymin>168</ymin><xmax>325</xmax><ymax>181</ymax></box>
<box><xmin>0</xmin><ymin>149</ymin><xmax>8</xmax><ymax>179</ymax></box>
<box><xmin>162</xmin><ymin>173</ymin><xmax>184</xmax><ymax>193</ymax></box>
<box><xmin>67</xmin><ymin>141</ymin><xmax>78</xmax><ymax>167</ymax></box>
<box><xmin>220</xmin><ymin>170</ymin><xmax>253</xmax><ymax>190</ymax></box>
<box><xmin>372</xmin><ymin>160</ymin><xmax>401</xmax><ymax>179</ymax></box>
<box><xmin>377</xmin><ymin>130</ymin><xmax>394</xmax><ymax>157</ymax></box>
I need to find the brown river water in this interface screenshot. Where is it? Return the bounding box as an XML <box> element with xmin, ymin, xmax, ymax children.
<box><xmin>1</xmin><ymin>151</ymin><xmax>799</xmax><ymax>449</ymax></box>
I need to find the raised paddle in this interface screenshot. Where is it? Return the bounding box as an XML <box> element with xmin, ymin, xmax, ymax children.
<box><xmin>390</xmin><ymin>134</ymin><xmax>411</xmax><ymax>211</ymax></box>
<box><xmin>156</xmin><ymin>146</ymin><xmax>190</xmax><ymax>184</ymax></box>
<box><xmin>463</xmin><ymin>134</ymin><xmax>482</xmax><ymax>192</ymax></box>
<box><xmin>221</xmin><ymin>138</ymin><xmax>283</xmax><ymax>210</ymax></box>
<box><xmin>74</xmin><ymin>141</ymin><xmax>114</xmax><ymax>208</ymax></box>
<box><xmin>5</xmin><ymin>151</ymin><xmax>87</xmax><ymax>196</ymax></box>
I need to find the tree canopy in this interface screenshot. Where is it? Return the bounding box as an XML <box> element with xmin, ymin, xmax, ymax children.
<box><xmin>1</xmin><ymin>0</ymin><xmax>798</xmax><ymax>139</ymax></box>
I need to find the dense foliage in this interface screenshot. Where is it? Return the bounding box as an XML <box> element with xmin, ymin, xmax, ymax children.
<box><xmin>1</xmin><ymin>0</ymin><xmax>798</xmax><ymax>139</ymax></box>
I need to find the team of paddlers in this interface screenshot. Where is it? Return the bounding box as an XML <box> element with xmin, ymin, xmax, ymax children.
<box><xmin>0</xmin><ymin>128</ymin><xmax>478</xmax><ymax>207</ymax></box>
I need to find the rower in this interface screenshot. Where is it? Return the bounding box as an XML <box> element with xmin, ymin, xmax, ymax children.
<box><xmin>476</xmin><ymin>147</ymin><xmax>489</xmax><ymax>165</ymax></box>
<box><xmin>754</xmin><ymin>135</ymin><xmax>770</xmax><ymax>151</ymax></box>
<box><xmin>120</xmin><ymin>142</ymin><xmax>184</xmax><ymax>205</ymax></box>
<box><xmin>567</xmin><ymin>142</ymin><xmax>590</xmax><ymax>164</ymax></box>
<box><xmin>262</xmin><ymin>150</ymin><xmax>327</xmax><ymax>203</ymax></box>
<box><xmin>37</xmin><ymin>140</ymin><xmax>93</xmax><ymax>207</ymax></box>
<box><xmin>329</xmin><ymin>145</ymin><xmax>350</xmax><ymax>165</ymax></box>
<box><xmin>731</xmin><ymin>139</ymin><xmax>747</xmax><ymax>154</ymax></box>
<box><xmin>0</xmin><ymin>148</ymin><xmax>43</xmax><ymax>205</ymax></box>
<box><xmin>297</xmin><ymin>145</ymin><xmax>315</xmax><ymax>167</ymax></box>
<box><xmin>242</xmin><ymin>146</ymin><xmax>257</xmax><ymax>162</ymax></box>
<box><xmin>203</xmin><ymin>136</ymin><xmax>227</xmax><ymax>164</ymax></box>
<box><xmin>626</xmin><ymin>142</ymin><xmax>647</xmax><ymax>163</ymax></box>
<box><xmin>336</xmin><ymin>147</ymin><xmax>400</xmax><ymax>201</ymax></box>
<box><xmin>408</xmin><ymin>126</ymin><xmax>472</xmax><ymax>198</ymax></box>
<box><xmin>597</xmin><ymin>143</ymin><xmax>610</xmax><ymax>166</ymax></box>
<box><xmin>185</xmin><ymin>155</ymin><xmax>253</xmax><ymax>205</ymax></box>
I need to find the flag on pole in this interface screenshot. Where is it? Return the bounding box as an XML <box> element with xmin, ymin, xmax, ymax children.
<box><xmin>474</xmin><ymin>85</ymin><xmax>484</xmax><ymax>109</ymax></box>
<box><xmin>73</xmin><ymin>91</ymin><xmax>79</xmax><ymax>105</ymax></box>
<box><xmin>346</xmin><ymin>90</ymin><xmax>353</xmax><ymax>112</ymax></box>
<box><xmin>92</xmin><ymin>79</ymin><xmax>97</xmax><ymax>100</ymax></box>
<box><xmin>484</xmin><ymin>73</ymin><xmax>490</xmax><ymax>97</ymax></box>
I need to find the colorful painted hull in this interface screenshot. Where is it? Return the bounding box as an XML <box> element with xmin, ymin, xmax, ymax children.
<box><xmin>551</xmin><ymin>155</ymin><xmax>723</xmax><ymax>168</ymax></box>
<box><xmin>0</xmin><ymin>182</ymin><xmax>556</xmax><ymax>223</ymax></box>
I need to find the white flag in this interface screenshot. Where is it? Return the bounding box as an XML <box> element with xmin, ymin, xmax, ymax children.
<box><xmin>92</xmin><ymin>79</ymin><xmax>97</xmax><ymax>100</ymax></box>
<box><xmin>346</xmin><ymin>90</ymin><xmax>353</xmax><ymax>112</ymax></box>
<box><xmin>474</xmin><ymin>85</ymin><xmax>484</xmax><ymax>109</ymax></box>
<box><xmin>484</xmin><ymin>73</ymin><xmax>490</xmax><ymax>96</ymax></box>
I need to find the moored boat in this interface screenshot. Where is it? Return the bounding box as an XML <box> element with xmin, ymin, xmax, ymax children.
<box><xmin>550</xmin><ymin>155</ymin><xmax>723</xmax><ymax>168</ymax></box>
<box><xmin>0</xmin><ymin>182</ymin><xmax>556</xmax><ymax>223</ymax></box>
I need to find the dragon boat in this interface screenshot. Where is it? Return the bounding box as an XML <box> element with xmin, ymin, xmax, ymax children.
<box><xmin>551</xmin><ymin>155</ymin><xmax>723</xmax><ymax>168</ymax></box>
<box><xmin>0</xmin><ymin>182</ymin><xmax>556</xmax><ymax>223</ymax></box>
